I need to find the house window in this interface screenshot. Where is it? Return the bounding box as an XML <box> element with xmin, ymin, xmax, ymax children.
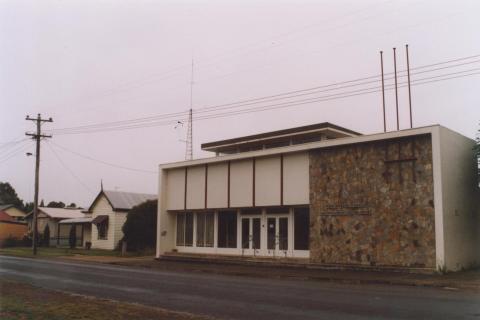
<box><xmin>218</xmin><ymin>211</ymin><xmax>237</xmax><ymax>248</ymax></box>
<box><xmin>176</xmin><ymin>212</ymin><xmax>193</xmax><ymax>247</ymax></box>
<box><xmin>97</xmin><ymin>221</ymin><xmax>108</xmax><ymax>240</ymax></box>
<box><xmin>196</xmin><ymin>212</ymin><xmax>214</xmax><ymax>247</ymax></box>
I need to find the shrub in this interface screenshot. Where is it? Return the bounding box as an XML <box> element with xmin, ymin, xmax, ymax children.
<box><xmin>1</xmin><ymin>235</ymin><xmax>19</xmax><ymax>248</ymax></box>
<box><xmin>69</xmin><ymin>226</ymin><xmax>76</xmax><ymax>249</ymax></box>
<box><xmin>43</xmin><ymin>225</ymin><xmax>50</xmax><ymax>247</ymax></box>
<box><xmin>122</xmin><ymin>200</ymin><xmax>157</xmax><ymax>251</ymax></box>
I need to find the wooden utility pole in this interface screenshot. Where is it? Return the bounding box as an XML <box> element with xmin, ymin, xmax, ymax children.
<box><xmin>26</xmin><ymin>114</ymin><xmax>53</xmax><ymax>255</ymax></box>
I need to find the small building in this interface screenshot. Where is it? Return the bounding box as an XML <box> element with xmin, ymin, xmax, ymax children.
<box><xmin>156</xmin><ymin>123</ymin><xmax>480</xmax><ymax>272</ymax></box>
<box><xmin>0</xmin><ymin>210</ymin><xmax>27</xmax><ymax>246</ymax></box>
<box><xmin>25</xmin><ymin>207</ymin><xmax>87</xmax><ymax>247</ymax></box>
<box><xmin>88</xmin><ymin>190</ymin><xmax>156</xmax><ymax>250</ymax></box>
<box><xmin>0</xmin><ymin>204</ymin><xmax>27</xmax><ymax>221</ymax></box>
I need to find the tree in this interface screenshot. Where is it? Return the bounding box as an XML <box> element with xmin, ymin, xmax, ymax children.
<box><xmin>43</xmin><ymin>225</ymin><xmax>50</xmax><ymax>247</ymax></box>
<box><xmin>122</xmin><ymin>200</ymin><xmax>157</xmax><ymax>251</ymax></box>
<box><xmin>40</xmin><ymin>199</ymin><xmax>45</xmax><ymax>207</ymax></box>
<box><xmin>67</xmin><ymin>203</ymin><xmax>77</xmax><ymax>208</ymax></box>
<box><xmin>47</xmin><ymin>201</ymin><xmax>66</xmax><ymax>208</ymax></box>
<box><xmin>0</xmin><ymin>182</ymin><xmax>23</xmax><ymax>208</ymax></box>
<box><xmin>69</xmin><ymin>226</ymin><xmax>76</xmax><ymax>249</ymax></box>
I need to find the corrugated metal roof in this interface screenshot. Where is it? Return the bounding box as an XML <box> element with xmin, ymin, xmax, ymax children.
<box><xmin>37</xmin><ymin>207</ymin><xmax>86</xmax><ymax>219</ymax></box>
<box><xmin>103</xmin><ymin>190</ymin><xmax>157</xmax><ymax>210</ymax></box>
<box><xmin>0</xmin><ymin>210</ymin><xmax>15</xmax><ymax>222</ymax></box>
<box><xmin>59</xmin><ymin>217</ymin><xmax>93</xmax><ymax>224</ymax></box>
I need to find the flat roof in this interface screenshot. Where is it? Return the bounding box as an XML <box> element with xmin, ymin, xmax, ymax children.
<box><xmin>160</xmin><ymin>125</ymin><xmax>446</xmax><ymax>170</ymax></box>
<box><xmin>201</xmin><ymin>122</ymin><xmax>361</xmax><ymax>153</ymax></box>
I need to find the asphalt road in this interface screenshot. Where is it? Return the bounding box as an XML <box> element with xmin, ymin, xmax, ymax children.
<box><xmin>1</xmin><ymin>255</ymin><xmax>479</xmax><ymax>320</ymax></box>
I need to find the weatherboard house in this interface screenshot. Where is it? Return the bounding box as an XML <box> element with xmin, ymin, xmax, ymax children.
<box><xmin>88</xmin><ymin>189</ymin><xmax>157</xmax><ymax>250</ymax></box>
<box><xmin>155</xmin><ymin>122</ymin><xmax>480</xmax><ymax>272</ymax></box>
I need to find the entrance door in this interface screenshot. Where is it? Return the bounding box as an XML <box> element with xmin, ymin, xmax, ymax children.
<box><xmin>267</xmin><ymin>216</ymin><xmax>289</xmax><ymax>257</ymax></box>
<box><xmin>241</xmin><ymin>217</ymin><xmax>261</xmax><ymax>255</ymax></box>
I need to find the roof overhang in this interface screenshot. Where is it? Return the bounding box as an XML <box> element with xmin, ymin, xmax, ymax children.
<box><xmin>91</xmin><ymin>215</ymin><xmax>109</xmax><ymax>225</ymax></box>
<box><xmin>160</xmin><ymin>125</ymin><xmax>444</xmax><ymax>170</ymax></box>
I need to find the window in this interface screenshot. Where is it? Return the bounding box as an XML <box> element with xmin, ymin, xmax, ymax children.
<box><xmin>196</xmin><ymin>212</ymin><xmax>214</xmax><ymax>247</ymax></box>
<box><xmin>218</xmin><ymin>211</ymin><xmax>237</xmax><ymax>248</ymax></box>
<box><xmin>176</xmin><ymin>212</ymin><xmax>194</xmax><ymax>246</ymax></box>
<box><xmin>97</xmin><ymin>221</ymin><xmax>108</xmax><ymax>240</ymax></box>
<box><xmin>294</xmin><ymin>207</ymin><xmax>309</xmax><ymax>250</ymax></box>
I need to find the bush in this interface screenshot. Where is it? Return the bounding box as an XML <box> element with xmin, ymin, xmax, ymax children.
<box><xmin>69</xmin><ymin>226</ymin><xmax>76</xmax><ymax>249</ymax></box>
<box><xmin>43</xmin><ymin>225</ymin><xmax>50</xmax><ymax>247</ymax></box>
<box><xmin>1</xmin><ymin>235</ymin><xmax>19</xmax><ymax>248</ymax></box>
<box><xmin>122</xmin><ymin>200</ymin><xmax>157</xmax><ymax>251</ymax></box>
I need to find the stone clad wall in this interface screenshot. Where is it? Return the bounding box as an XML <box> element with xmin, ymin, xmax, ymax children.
<box><xmin>309</xmin><ymin>134</ymin><xmax>435</xmax><ymax>268</ymax></box>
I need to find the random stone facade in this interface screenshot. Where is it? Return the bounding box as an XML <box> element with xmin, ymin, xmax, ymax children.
<box><xmin>309</xmin><ymin>134</ymin><xmax>436</xmax><ymax>268</ymax></box>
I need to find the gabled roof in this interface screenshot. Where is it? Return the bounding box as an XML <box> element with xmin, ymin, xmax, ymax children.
<box><xmin>26</xmin><ymin>207</ymin><xmax>86</xmax><ymax>219</ymax></box>
<box><xmin>88</xmin><ymin>190</ymin><xmax>157</xmax><ymax>212</ymax></box>
<box><xmin>0</xmin><ymin>210</ymin><xmax>15</xmax><ymax>222</ymax></box>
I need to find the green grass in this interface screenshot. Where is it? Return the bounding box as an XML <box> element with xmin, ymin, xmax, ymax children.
<box><xmin>0</xmin><ymin>246</ymin><xmax>122</xmax><ymax>258</ymax></box>
<box><xmin>0</xmin><ymin>279</ymin><xmax>210</xmax><ymax>320</ymax></box>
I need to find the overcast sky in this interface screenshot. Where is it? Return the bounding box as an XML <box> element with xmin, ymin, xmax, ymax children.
<box><xmin>1</xmin><ymin>0</ymin><xmax>479</xmax><ymax>207</ymax></box>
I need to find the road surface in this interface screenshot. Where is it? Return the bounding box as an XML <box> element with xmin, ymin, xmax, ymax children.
<box><xmin>0</xmin><ymin>255</ymin><xmax>479</xmax><ymax>320</ymax></box>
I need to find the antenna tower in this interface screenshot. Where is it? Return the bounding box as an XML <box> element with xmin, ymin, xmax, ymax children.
<box><xmin>185</xmin><ymin>59</ymin><xmax>194</xmax><ymax>160</ymax></box>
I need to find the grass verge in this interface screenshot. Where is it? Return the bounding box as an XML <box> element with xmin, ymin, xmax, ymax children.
<box><xmin>0</xmin><ymin>279</ymin><xmax>211</xmax><ymax>320</ymax></box>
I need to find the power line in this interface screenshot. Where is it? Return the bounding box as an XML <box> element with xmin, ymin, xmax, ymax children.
<box><xmin>0</xmin><ymin>141</ymin><xmax>32</xmax><ymax>164</ymax></box>
<box><xmin>46</xmin><ymin>65</ymin><xmax>480</xmax><ymax>136</ymax></box>
<box><xmin>45</xmin><ymin>53</ymin><xmax>480</xmax><ymax>135</ymax></box>
<box><xmin>45</xmin><ymin>142</ymin><xmax>96</xmax><ymax>195</ymax></box>
<box><xmin>50</xmin><ymin>141</ymin><xmax>156</xmax><ymax>174</ymax></box>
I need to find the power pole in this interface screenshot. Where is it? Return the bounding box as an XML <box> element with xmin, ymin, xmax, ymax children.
<box><xmin>26</xmin><ymin>114</ymin><xmax>53</xmax><ymax>255</ymax></box>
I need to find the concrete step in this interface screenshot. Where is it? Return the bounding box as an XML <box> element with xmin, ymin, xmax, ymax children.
<box><xmin>159</xmin><ymin>252</ymin><xmax>436</xmax><ymax>274</ymax></box>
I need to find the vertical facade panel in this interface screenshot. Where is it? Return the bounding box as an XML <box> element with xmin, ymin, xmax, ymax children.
<box><xmin>283</xmin><ymin>152</ymin><xmax>309</xmax><ymax>205</ymax></box>
<box><xmin>207</xmin><ymin>163</ymin><xmax>228</xmax><ymax>208</ymax></box>
<box><xmin>186</xmin><ymin>166</ymin><xmax>206</xmax><ymax>209</ymax></box>
<box><xmin>230</xmin><ymin>159</ymin><xmax>253</xmax><ymax>207</ymax></box>
<box><xmin>255</xmin><ymin>156</ymin><xmax>281</xmax><ymax>206</ymax></box>
<box><xmin>166</xmin><ymin>168</ymin><xmax>186</xmax><ymax>210</ymax></box>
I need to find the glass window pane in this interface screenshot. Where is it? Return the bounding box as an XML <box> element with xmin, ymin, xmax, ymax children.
<box><xmin>279</xmin><ymin>217</ymin><xmax>288</xmax><ymax>251</ymax></box>
<box><xmin>196</xmin><ymin>213</ymin><xmax>205</xmax><ymax>247</ymax></box>
<box><xmin>176</xmin><ymin>213</ymin><xmax>185</xmax><ymax>246</ymax></box>
<box><xmin>205</xmin><ymin>213</ymin><xmax>214</xmax><ymax>247</ymax></box>
<box><xmin>185</xmin><ymin>212</ymin><xmax>194</xmax><ymax>247</ymax></box>
<box><xmin>218</xmin><ymin>211</ymin><xmax>237</xmax><ymax>248</ymax></box>
<box><xmin>267</xmin><ymin>218</ymin><xmax>276</xmax><ymax>250</ymax></box>
<box><xmin>252</xmin><ymin>218</ymin><xmax>261</xmax><ymax>249</ymax></box>
<box><xmin>242</xmin><ymin>219</ymin><xmax>249</xmax><ymax>249</ymax></box>
<box><xmin>294</xmin><ymin>207</ymin><xmax>309</xmax><ymax>250</ymax></box>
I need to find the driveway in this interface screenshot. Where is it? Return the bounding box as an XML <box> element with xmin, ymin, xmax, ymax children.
<box><xmin>1</xmin><ymin>255</ymin><xmax>479</xmax><ymax>320</ymax></box>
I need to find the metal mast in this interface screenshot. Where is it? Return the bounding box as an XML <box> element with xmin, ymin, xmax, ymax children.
<box><xmin>185</xmin><ymin>59</ymin><xmax>194</xmax><ymax>161</ymax></box>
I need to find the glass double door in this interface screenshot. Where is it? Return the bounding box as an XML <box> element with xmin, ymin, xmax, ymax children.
<box><xmin>241</xmin><ymin>217</ymin><xmax>261</xmax><ymax>255</ymax></box>
<box><xmin>241</xmin><ymin>215</ymin><xmax>289</xmax><ymax>256</ymax></box>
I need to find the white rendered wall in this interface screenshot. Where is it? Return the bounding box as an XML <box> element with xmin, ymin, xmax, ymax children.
<box><xmin>438</xmin><ymin>126</ymin><xmax>480</xmax><ymax>271</ymax></box>
<box><xmin>166</xmin><ymin>168</ymin><xmax>185</xmax><ymax>210</ymax></box>
<box><xmin>230</xmin><ymin>159</ymin><xmax>253</xmax><ymax>207</ymax></box>
<box><xmin>255</xmin><ymin>156</ymin><xmax>281</xmax><ymax>206</ymax></box>
<box><xmin>186</xmin><ymin>166</ymin><xmax>206</xmax><ymax>210</ymax></box>
<box><xmin>157</xmin><ymin>169</ymin><xmax>176</xmax><ymax>257</ymax></box>
<box><xmin>283</xmin><ymin>152</ymin><xmax>309</xmax><ymax>205</ymax></box>
<box><xmin>207</xmin><ymin>163</ymin><xmax>228</xmax><ymax>208</ymax></box>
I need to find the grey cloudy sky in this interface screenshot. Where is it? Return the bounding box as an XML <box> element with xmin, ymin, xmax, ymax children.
<box><xmin>1</xmin><ymin>0</ymin><xmax>479</xmax><ymax>207</ymax></box>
